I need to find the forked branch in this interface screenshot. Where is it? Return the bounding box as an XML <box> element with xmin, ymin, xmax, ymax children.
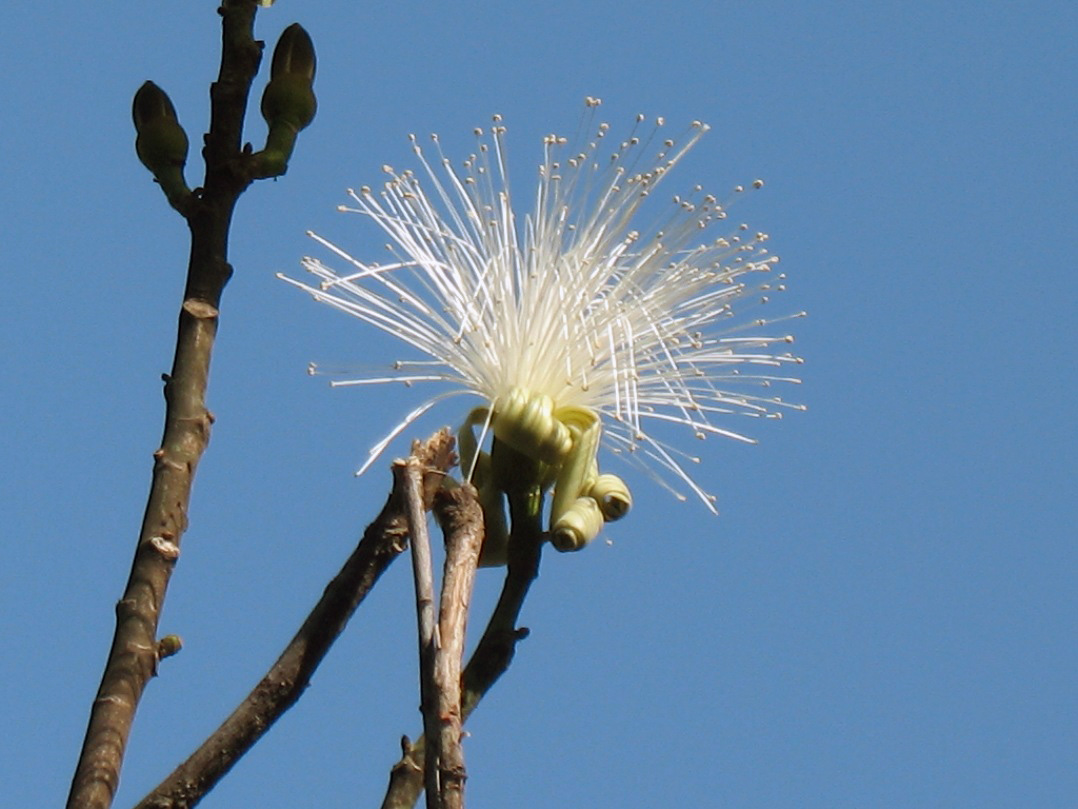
<box><xmin>134</xmin><ymin>432</ymin><xmax>455</xmax><ymax>809</ymax></box>
<box><xmin>66</xmin><ymin>4</ymin><xmax>313</xmax><ymax>808</ymax></box>
<box><xmin>381</xmin><ymin>443</ymin><xmax>546</xmax><ymax>809</ymax></box>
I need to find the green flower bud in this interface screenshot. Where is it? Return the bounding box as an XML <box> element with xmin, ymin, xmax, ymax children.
<box><xmin>261</xmin><ymin>23</ymin><xmax>317</xmax><ymax>134</ymax></box>
<box><xmin>272</xmin><ymin>22</ymin><xmax>317</xmax><ymax>82</ymax></box>
<box><xmin>132</xmin><ymin>81</ymin><xmax>189</xmax><ymax>182</ymax></box>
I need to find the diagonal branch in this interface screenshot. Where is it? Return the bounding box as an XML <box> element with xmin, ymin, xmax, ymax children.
<box><xmin>133</xmin><ymin>432</ymin><xmax>455</xmax><ymax>809</ymax></box>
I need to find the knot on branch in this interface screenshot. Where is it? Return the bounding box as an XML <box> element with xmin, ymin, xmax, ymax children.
<box><xmin>148</xmin><ymin>535</ymin><xmax>181</xmax><ymax>561</ymax></box>
<box><xmin>181</xmin><ymin>299</ymin><xmax>220</xmax><ymax>320</ymax></box>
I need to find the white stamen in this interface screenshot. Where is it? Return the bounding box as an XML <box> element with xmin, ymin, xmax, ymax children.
<box><xmin>284</xmin><ymin>103</ymin><xmax>803</xmax><ymax>507</ymax></box>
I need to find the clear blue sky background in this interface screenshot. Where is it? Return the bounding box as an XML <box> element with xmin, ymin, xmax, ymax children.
<box><xmin>3</xmin><ymin>2</ymin><xmax>1075</xmax><ymax>807</ymax></box>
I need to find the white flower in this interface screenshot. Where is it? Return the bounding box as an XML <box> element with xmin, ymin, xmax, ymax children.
<box><xmin>280</xmin><ymin>100</ymin><xmax>804</xmax><ymax>525</ymax></box>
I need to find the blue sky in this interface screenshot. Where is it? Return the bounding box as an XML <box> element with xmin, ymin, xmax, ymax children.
<box><xmin>3</xmin><ymin>2</ymin><xmax>1075</xmax><ymax>807</ymax></box>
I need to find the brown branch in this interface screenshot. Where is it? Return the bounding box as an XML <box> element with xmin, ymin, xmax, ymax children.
<box><xmin>133</xmin><ymin>432</ymin><xmax>456</xmax><ymax>809</ymax></box>
<box><xmin>66</xmin><ymin>5</ymin><xmax>268</xmax><ymax>808</ymax></box>
<box><xmin>433</xmin><ymin>485</ymin><xmax>484</xmax><ymax>809</ymax></box>
<box><xmin>397</xmin><ymin>459</ymin><xmax>442</xmax><ymax>809</ymax></box>
<box><xmin>381</xmin><ymin>444</ymin><xmax>545</xmax><ymax>809</ymax></box>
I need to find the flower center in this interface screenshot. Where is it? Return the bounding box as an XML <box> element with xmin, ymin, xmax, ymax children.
<box><xmin>459</xmin><ymin>387</ymin><xmax>632</xmax><ymax>559</ymax></box>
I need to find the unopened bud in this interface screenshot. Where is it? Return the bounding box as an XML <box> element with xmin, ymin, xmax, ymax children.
<box><xmin>261</xmin><ymin>23</ymin><xmax>317</xmax><ymax>134</ymax></box>
<box><xmin>132</xmin><ymin>81</ymin><xmax>189</xmax><ymax>194</ymax></box>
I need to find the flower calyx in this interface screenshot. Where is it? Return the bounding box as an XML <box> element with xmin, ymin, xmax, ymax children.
<box><xmin>459</xmin><ymin>387</ymin><xmax>632</xmax><ymax>562</ymax></box>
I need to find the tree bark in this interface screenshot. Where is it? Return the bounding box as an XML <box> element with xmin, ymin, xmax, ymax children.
<box><xmin>433</xmin><ymin>485</ymin><xmax>484</xmax><ymax>809</ymax></box>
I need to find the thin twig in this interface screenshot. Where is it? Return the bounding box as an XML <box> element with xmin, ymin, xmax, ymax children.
<box><xmin>397</xmin><ymin>459</ymin><xmax>442</xmax><ymax>809</ymax></box>
<box><xmin>66</xmin><ymin>5</ymin><xmax>268</xmax><ymax>808</ymax></box>
<box><xmin>434</xmin><ymin>485</ymin><xmax>484</xmax><ymax>809</ymax></box>
<box><xmin>133</xmin><ymin>431</ymin><xmax>455</xmax><ymax>809</ymax></box>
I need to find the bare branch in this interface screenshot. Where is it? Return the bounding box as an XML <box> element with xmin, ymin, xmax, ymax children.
<box><xmin>397</xmin><ymin>459</ymin><xmax>441</xmax><ymax>809</ymax></box>
<box><xmin>133</xmin><ymin>432</ymin><xmax>455</xmax><ymax>809</ymax></box>
<box><xmin>433</xmin><ymin>485</ymin><xmax>484</xmax><ymax>809</ymax></box>
<box><xmin>66</xmin><ymin>4</ymin><xmax>266</xmax><ymax>807</ymax></box>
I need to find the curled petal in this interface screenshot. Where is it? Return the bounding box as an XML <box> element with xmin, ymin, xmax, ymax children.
<box><xmin>491</xmin><ymin>387</ymin><xmax>572</xmax><ymax>465</ymax></box>
<box><xmin>588</xmin><ymin>473</ymin><xmax>632</xmax><ymax>521</ymax></box>
<box><xmin>549</xmin><ymin>407</ymin><xmax>601</xmax><ymax>530</ymax></box>
<box><xmin>551</xmin><ymin>496</ymin><xmax>604</xmax><ymax>552</ymax></box>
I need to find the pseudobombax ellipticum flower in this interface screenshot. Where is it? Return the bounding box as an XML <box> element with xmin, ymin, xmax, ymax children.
<box><xmin>280</xmin><ymin>98</ymin><xmax>804</xmax><ymax>559</ymax></box>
